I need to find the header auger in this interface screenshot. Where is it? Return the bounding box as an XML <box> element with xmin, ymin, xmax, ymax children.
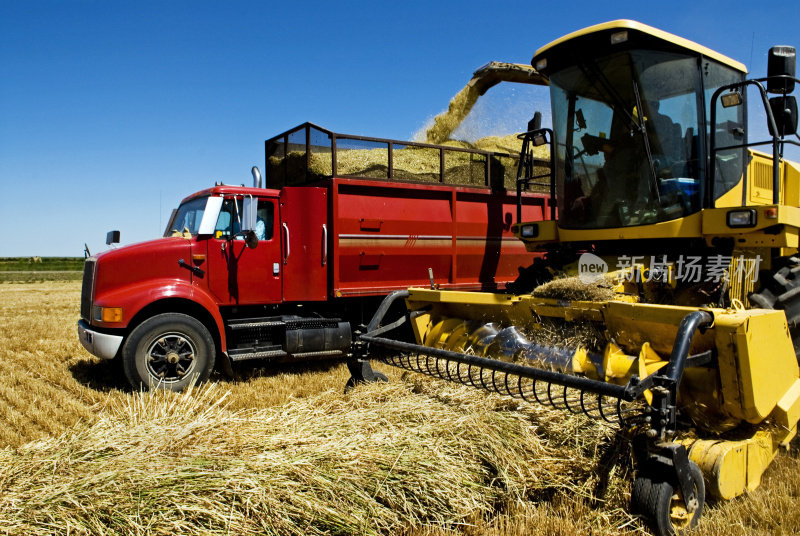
<box><xmin>350</xmin><ymin>20</ymin><xmax>800</xmax><ymax>535</ymax></box>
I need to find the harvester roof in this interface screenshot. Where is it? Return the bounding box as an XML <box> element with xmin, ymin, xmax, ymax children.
<box><xmin>531</xmin><ymin>19</ymin><xmax>747</xmax><ymax>76</ymax></box>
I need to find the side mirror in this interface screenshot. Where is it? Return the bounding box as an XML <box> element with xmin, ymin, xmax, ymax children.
<box><xmin>768</xmin><ymin>46</ymin><xmax>796</xmax><ymax>94</ymax></box>
<box><xmin>527</xmin><ymin>111</ymin><xmax>542</xmax><ymax>132</ymax></box>
<box><xmin>244</xmin><ymin>230</ymin><xmax>258</xmax><ymax>249</ymax></box>
<box><xmin>242</xmin><ymin>196</ymin><xmax>257</xmax><ymax>232</ymax></box>
<box><xmin>769</xmin><ymin>95</ymin><xmax>799</xmax><ymax>137</ymax></box>
<box><xmin>106</xmin><ymin>230</ymin><xmax>120</xmax><ymax>245</ymax></box>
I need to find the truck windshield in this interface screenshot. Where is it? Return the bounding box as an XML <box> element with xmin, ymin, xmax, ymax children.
<box><xmin>169</xmin><ymin>196</ymin><xmax>208</xmax><ymax>235</ymax></box>
<box><xmin>550</xmin><ymin>50</ymin><xmax>708</xmax><ymax>228</ymax></box>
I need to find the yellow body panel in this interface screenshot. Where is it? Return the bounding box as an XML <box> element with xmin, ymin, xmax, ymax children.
<box><xmin>714</xmin><ymin>310</ymin><xmax>799</xmax><ymax>423</ymax></box>
<box><xmin>775</xmin><ymin>379</ymin><xmax>800</xmax><ymax>440</ymax></box>
<box><xmin>518</xmin><ymin>206</ymin><xmax>800</xmax><ymax>250</ymax></box>
<box><xmin>684</xmin><ymin>430</ymin><xmax>777</xmax><ymax>500</ymax></box>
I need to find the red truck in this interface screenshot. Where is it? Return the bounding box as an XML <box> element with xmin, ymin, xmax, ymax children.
<box><xmin>78</xmin><ymin>122</ymin><xmax>551</xmax><ymax>390</ymax></box>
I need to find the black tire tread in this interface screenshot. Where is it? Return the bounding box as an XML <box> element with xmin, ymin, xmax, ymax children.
<box><xmin>646</xmin><ymin>462</ymin><xmax>705</xmax><ymax>535</ymax></box>
<box><xmin>122</xmin><ymin>312</ymin><xmax>215</xmax><ymax>392</ymax></box>
<box><xmin>750</xmin><ymin>256</ymin><xmax>800</xmax><ymax>358</ymax></box>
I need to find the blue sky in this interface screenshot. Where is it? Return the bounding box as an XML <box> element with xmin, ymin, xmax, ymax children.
<box><xmin>2</xmin><ymin>0</ymin><xmax>799</xmax><ymax>256</ymax></box>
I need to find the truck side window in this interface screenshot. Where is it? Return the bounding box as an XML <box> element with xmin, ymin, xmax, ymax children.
<box><xmin>214</xmin><ymin>198</ymin><xmax>274</xmax><ymax>240</ymax></box>
<box><xmin>256</xmin><ymin>201</ymin><xmax>274</xmax><ymax>241</ymax></box>
<box><xmin>214</xmin><ymin>199</ymin><xmax>239</xmax><ymax>237</ymax></box>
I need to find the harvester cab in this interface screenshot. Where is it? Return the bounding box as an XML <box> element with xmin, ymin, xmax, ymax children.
<box><xmin>353</xmin><ymin>20</ymin><xmax>800</xmax><ymax>535</ymax></box>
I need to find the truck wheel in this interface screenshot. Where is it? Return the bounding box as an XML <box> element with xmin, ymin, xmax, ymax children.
<box><xmin>635</xmin><ymin>461</ymin><xmax>704</xmax><ymax>536</ymax></box>
<box><xmin>122</xmin><ymin>313</ymin><xmax>215</xmax><ymax>391</ymax></box>
<box><xmin>749</xmin><ymin>257</ymin><xmax>800</xmax><ymax>359</ymax></box>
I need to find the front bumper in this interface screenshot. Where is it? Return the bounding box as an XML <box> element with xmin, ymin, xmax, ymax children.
<box><xmin>77</xmin><ymin>319</ymin><xmax>123</xmax><ymax>360</ymax></box>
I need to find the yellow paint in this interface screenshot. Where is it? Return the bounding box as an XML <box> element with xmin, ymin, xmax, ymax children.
<box><xmin>532</xmin><ymin>20</ymin><xmax>747</xmax><ymax>73</ymax></box>
<box><xmin>774</xmin><ymin>379</ymin><xmax>800</xmax><ymax>443</ymax></box>
<box><xmin>714</xmin><ymin>310</ymin><xmax>799</xmax><ymax>423</ymax></box>
<box><xmin>684</xmin><ymin>430</ymin><xmax>778</xmax><ymax>500</ymax></box>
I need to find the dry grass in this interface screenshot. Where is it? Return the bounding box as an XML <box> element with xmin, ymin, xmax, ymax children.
<box><xmin>0</xmin><ymin>281</ymin><xmax>799</xmax><ymax>534</ymax></box>
<box><xmin>531</xmin><ymin>275</ymin><xmax>617</xmax><ymax>302</ymax></box>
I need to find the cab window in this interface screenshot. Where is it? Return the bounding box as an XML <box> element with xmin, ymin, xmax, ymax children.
<box><xmin>215</xmin><ymin>198</ymin><xmax>274</xmax><ymax>240</ymax></box>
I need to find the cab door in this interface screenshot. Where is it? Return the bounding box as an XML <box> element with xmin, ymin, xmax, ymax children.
<box><xmin>206</xmin><ymin>196</ymin><xmax>282</xmax><ymax>305</ymax></box>
<box><xmin>279</xmin><ymin>187</ymin><xmax>328</xmax><ymax>302</ymax></box>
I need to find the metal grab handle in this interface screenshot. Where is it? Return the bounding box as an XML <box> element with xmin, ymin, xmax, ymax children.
<box><xmin>322</xmin><ymin>224</ymin><xmax>327</xmax><ymax>266</ymax></box>
<box><xmin>282</xmin><ymin>223</ymin><xmax>290</xmax><ymax>265</ymax></box>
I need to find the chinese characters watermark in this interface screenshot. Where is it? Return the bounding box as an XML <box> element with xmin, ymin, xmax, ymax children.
<box><xmin>578</xmin><ymin>253</ymin><xmax>762</xmax><ymax>284</ymax></box>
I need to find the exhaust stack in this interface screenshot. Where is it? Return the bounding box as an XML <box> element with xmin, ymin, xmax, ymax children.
<box><xmin>251</xmin><ymin>166</ymin><xmax>262</xmax><ymax>188</ymax></box>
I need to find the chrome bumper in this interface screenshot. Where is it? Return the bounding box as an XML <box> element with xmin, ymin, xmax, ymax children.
<box><xmin>77</xmin><ymin>319</ymin><xmax>123</xmax><ymax>360</ymax></box>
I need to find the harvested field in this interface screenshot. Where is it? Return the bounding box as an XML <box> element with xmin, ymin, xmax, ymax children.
<box><xmin>1</xmin><ymin>281</ymin><xmax>799</xmax><ymax>535</ymax></box>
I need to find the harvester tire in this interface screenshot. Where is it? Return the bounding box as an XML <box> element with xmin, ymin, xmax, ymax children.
<box><xmin>630</xmin><ymin>476</ymin><xmax>652</xmax><ymax>516</ymax></box>
<box><xmin>122</xmin><ymin>313</ymin><xmax>215</xmax><ymax>392</ymax></box>
<box><xmin>640</xmin><ymin>461</ymin><xmax>705</xmax><ymax>536</ymax></box>
<box><xmin>749</xmin><ymin>257</ymin><xmax>800</xmax><ymax>358</ymax></box>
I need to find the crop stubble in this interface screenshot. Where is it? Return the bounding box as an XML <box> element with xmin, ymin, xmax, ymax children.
<box><xmin>0</xmin><ymin>281</ymin><xmax>798</xmax><ymax>535</ymax></box>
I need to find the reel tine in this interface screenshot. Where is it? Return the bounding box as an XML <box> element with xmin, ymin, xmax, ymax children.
<box><xmin>532</xmin><ymin>378</ymin><xmax>546</xmax><ymax>405</ymax></box>
<box><xmin>561</xmin><ymin>384</ymin><xmax>571</xmax><ymax>412</ymax></box>
<box><xmin>547</xmin><ymin>381</ymin><xmax>560</xmax><ymax>409</ymax></box>
<box><xmin>597</xmin><ymin>394</ymin><xmax>610</xmax><ymax>422</ymax></box>
<box><xmin>490</xmin><ymin>369</ymin><xmax>501</xmax><ymax>395</ymax></box>
<box><xmin>580</xmin><ymin>389</ymin><xmax>593</xmax><ymax>418</ymax></box>
<box><xmin>517</xmin><ymin>375</ymin><xmax>529</xmax><ymax>402</ymax></box>
<box><xmin>616</xmin><ymin>397</ymin><xmax>626</xmax><ymax>426</ymax></box>
<box><xmin>374</xmin><ymin>341</ymin><xmax>639</xmax><ymax>428</ymax></box>
<box><xmin>480</xmin><ymin>367</ymin><xmax>491</xmax><ymax>392</ymax></box>
<box><xmin>563</xmin><ymin>385</ymin><xmax>582</xmax><ymax>414</ymax></box>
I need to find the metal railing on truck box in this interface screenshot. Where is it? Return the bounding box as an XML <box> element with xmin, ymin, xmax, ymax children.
<box><xmin>264</xmin><ymin>122</ymin><xmax>551</xmax><ymax>192</ymax></box>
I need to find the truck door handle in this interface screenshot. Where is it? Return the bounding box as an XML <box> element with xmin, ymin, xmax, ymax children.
<box><xmin>322</xmin><ymin>224</ymin><xmax>327</xmax><ymax>266</ymax></box>
<box><xmin>282</xmin><ymin>223</ymin><xmax>290</xmax><ymax>265</ymax></box>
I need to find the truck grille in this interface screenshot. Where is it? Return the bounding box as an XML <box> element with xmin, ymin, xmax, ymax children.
<box><xmin>81</xmin><ymin>259</ymin><xmax>96</xmax><ymax>320</ymax></box>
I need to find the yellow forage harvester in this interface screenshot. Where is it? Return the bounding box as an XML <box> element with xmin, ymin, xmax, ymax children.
<box><xmin>352</xmin><ymin>20</ymin><xmax>800</xmax><ymax>536</ymax></box>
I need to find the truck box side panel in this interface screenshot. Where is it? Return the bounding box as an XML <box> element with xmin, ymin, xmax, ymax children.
<box><xmin>454</xmin><ymin>191</ymin><xmax>546</xmax><ymax>286</ymax></box>
<box><xmin>333</xmin><ymin>181</ymin><xmax>454</xmax><ymax>295</ymax></box>
<box><xmin>331</xmin><ymin>178</ymin><xmax>547</xmax><ymax>297</ymax></box>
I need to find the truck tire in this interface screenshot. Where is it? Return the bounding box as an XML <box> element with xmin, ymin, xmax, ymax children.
<box><xmin>122</xmin><ymin>313</ymin><xmax>215</xmax><ymax>391</ymax></box>
<box><xmin>749</xmin><ymin>257</ymin><xmax>800</xmax><ymax>359</ymax></box>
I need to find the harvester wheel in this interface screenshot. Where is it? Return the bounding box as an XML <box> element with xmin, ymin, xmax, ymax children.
<box><xmin>638</xmin><ymin>461</ymin><xmax>705</xmax><ymax>536</ymax></box>
<box><xmin>122</xmin><ymin>313</ymin><xmax>215</xmax><ymax>392</ymax></box>
<box><xmin>749</xmin><ymin>257</ymin><xmax>800</xmax><ymax>358</ymax></box>
<box><xmin>630</xmin><ymin>476</ymin><xmax>652</xmax><ymax>516</ymax></box>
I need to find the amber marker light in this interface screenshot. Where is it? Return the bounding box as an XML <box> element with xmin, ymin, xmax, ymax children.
<box><xmin>94</xmin><ymin>306</ymin><xmax>123</xmax><ymax>323</ymax></box>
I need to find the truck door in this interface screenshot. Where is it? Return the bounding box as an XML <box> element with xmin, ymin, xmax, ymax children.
<box><xmin>206</xmin><ymin>196</ymin><xmax>282</xmax><ymax>305</ymax></box>
<box><xmin>279</xmin><ymin>187</ymin><xmax>328</xmax><ymax>302</ymax></box>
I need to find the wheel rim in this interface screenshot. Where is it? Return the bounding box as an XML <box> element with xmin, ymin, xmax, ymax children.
<box><xmin>669</xmin><ymin>490</ymin><xmax>692</xmax><ymax>530</ymax></box>
<box><xmin>145</xmin><ymin>332</ymin><xmax>197</xmax><ymax>383</ymax></box>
